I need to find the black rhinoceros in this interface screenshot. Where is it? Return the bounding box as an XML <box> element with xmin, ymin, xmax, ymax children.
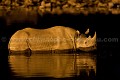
<box><xmin>8</xmin><ymin>26</ymin><xmax>96</xmax><ymax>52</ymax></box>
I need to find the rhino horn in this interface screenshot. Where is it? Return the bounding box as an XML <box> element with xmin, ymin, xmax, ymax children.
<box><xmin>85</xmin><ymin>28</ymin><xmax>89</xmax><ymax>34</ymax></box>
<box><xmin>91</xmin><ymin>32</ymin><xmax>96</xmax><ymax>43</ymax></box>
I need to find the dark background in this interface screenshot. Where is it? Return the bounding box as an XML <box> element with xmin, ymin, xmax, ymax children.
<box><xmin>0</xmin><ymin>13</ymin><xmax>119</xmax><ymax>80</ymax></box>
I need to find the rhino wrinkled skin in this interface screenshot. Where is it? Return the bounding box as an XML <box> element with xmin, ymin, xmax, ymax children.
<box><xmin>8</xmin><ymin>26</ymin><xmax>96</xmax><ymax>52</ymax></box>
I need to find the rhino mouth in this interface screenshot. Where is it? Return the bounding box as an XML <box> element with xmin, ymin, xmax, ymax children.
<box><xmin>78</xmin><ymin>44</ymin><xmax>97</xmax><ymax>52</ymax></box>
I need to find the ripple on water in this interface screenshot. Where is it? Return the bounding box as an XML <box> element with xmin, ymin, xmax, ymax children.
<box><xmin>8</xmin><ymin>52</ymin><xmax>96</xmax><ymax>79</ymax></box>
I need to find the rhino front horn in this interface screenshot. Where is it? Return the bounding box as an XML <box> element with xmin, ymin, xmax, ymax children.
<box><xmin>91</xmin><ymin>32</ymin><xmax>96</xmax><ymax>42</ymax></box>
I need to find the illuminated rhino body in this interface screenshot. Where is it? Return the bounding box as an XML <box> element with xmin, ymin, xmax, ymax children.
<box><xmin>8</xmin><ymin>26</ymin><xmax>96</xmax><ymax>52</ymax></box>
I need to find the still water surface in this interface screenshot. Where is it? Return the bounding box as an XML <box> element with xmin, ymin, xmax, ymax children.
<box><xmin>8</xmin><ymin>52</ymin><xmax>96</xmax><ymax>80</ymax></box>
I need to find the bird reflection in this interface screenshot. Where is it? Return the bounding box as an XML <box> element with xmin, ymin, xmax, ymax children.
<box><xmin>8</xmin><ymin>52</ymin><xmax>96</xmax><ymax>79</ymax></box>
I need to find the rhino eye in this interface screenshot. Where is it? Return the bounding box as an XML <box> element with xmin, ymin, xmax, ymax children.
<box><xmin>85</xmin><ymin>41</ymin><xmax>87</xmax><ymax>44</ymax></box>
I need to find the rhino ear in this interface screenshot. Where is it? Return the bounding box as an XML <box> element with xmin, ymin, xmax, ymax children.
<box><xmin>75</xmin><ymin>30</ymin><xmax>80</xmax><ymax>38</ymax></box>
<box><xmin>76</xmin><ymin>30</ymin><xmax>80</xmax><ymax>35</ymax></box>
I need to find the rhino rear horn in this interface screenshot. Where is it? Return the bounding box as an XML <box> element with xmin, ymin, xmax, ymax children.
<box><xmin>85</xmin><ymin>28</ymin><xmax>89</xmax><ymax>34</ymax></box>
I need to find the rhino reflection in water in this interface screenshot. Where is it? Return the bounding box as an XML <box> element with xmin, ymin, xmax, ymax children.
<box><xmin>9</xmin><ymin>53</ymin><xmax>96</xmax><ymax>78</ymax></box>
<box><xmin>8</xmin><ymin>26</ymin><xmax>96</xmax><ymax>52</ymax></box>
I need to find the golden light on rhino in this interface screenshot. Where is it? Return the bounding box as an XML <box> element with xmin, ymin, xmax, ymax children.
<box><xmin>8</xmin><ymin>26</ymin><xmax>97</xmax><ymax>52</ymax></box>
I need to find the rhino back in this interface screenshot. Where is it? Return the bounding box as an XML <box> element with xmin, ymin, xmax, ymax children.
<box><xmin>24</xmin><ymin>26</ymin><xmax>76</xmax><ymax>51</ymax></box>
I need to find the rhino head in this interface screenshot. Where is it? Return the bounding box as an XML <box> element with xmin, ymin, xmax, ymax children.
<box><xmin>75</xmin><ymin>29</ymin><xmax>97</xmax><ymax>51</ymax></box>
